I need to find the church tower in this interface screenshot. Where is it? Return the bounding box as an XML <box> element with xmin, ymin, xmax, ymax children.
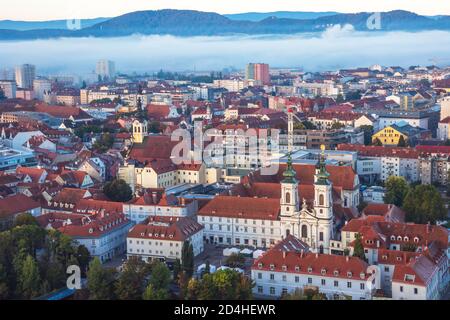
<box><xmin>280</xmin><ymin>153</ymin><xmax>299</xmax><ymax>217</ymax></box>
<box><xmin>314</xmin><ymin>145</ymin><xmax>334</xmax><ymax>253</ymax></box>
<box><xmin>132</xmin><ymin>119</ymin><xmax>148</xmax><ymax>144</ymax></box>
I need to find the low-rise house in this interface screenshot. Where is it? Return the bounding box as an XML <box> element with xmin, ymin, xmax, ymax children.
<box><xmin>127</xmin><ymin>216</ymin><xmax>204</xmax><ymax>263</ymax></box>
<box><xmin>38</xmin><ymin>210</ymin><xmax>132</xmax><ymax>263</ymax></box>
<box><xmin>251</xmin><ymin>235</ymin><xmax>377</xmax><ymax>300</ymax></box>
<box><xmin>0</xmin><ymin>194</ymin><xmax>41</xmax><ymax>230</ymax></box>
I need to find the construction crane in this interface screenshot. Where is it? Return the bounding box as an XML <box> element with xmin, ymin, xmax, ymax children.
<box><xmin>286</xmin><ymin>107</ymin><xmax>304</xmax><ymax>154</ymax></box>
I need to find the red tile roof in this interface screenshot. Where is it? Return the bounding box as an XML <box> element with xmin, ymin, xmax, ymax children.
<box><xmin>253</xmin><ymin>243</ymin><xmax>370</xmax><ymax>280</ymax></box>
<box><xmin>198</xmin><ymin>196</ymin><xmax>280</xmax><ymax>220</ymax></box>
<box><xmin>337</xmin><ymin>144</ymin><xmax>419</xmax><ymax>159</ymax></box>
<box><xmin>0</xmin><ymin>194</ymin><xmax>40</xmax><ymax>218</ymax></box>
<box><xmin>127</xmin><ymin>216</ymin><xmax>203</xmax><ymax>242</ymax></box>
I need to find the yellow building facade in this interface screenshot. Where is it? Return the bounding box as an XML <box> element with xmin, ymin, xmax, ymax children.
<box><xmin>372</xmin><ymin>126</ymin><xmax>408</xmax><ymax>146</ymax></box>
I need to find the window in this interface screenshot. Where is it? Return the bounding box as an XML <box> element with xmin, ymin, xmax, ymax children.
<box><xmin>321</xmin><ymin>279</ymin><xmax>326</xmax><ymax>285</ymax></box>
<box><xmin>295</xmin><ymin>276</ymin><xmax>299</xmax><ymax>283</ymax></box>
<box><xmin>319</xmin><ymin>232</ymin><xmax>324</xmax><ymax>242</ymax></box>
<box><xmin>319</xmin><ymin>194</ymin><xmax>324</xmax><ymax>206</ymax></box>
<box><xmin>282</xmin><ymin>275</ymin><xmax>287</xmax><ymax>282</ymax></box>
<box><xmin>285</xmin><ymin>192</ymin><xmax>291</xmax><ymax>203</ymax></box>
<box><xmin>400</xmin><ymin>286</ymin><xmax>403</xmax><ymax>292</ymax></box>
<box><xmin>334</xmin><ymin>281</ymin><xmax>338</xmax><ymax>287</ymax></box>
<box><xmin>384</xmin><ymin>266</ymin><xmax>389</xmax><ymax>272</ymax></box>
<box><xmin>308</xmin><ymin>278</ymin><xmax>312</xmax><ymax>284</ymax></box>
<box><xmin>258</xmin><ymin>273</ymin><xmax>262</xmax><ymax>279</ymax></box>
<box><xmin>347</xmin><ymin>282</ymin><xmax>352</xmax><ymax>288</ymax></box>
<box><xmin>270</xmin><ymin>274</ymin><xmax>275</xmax><ymax>280</ymax></box>
<box><xmin>258</xmin><ymin>286</ymin><xmax>263</xmax><ymax>294</ymax></box>
<box><xmin>360</xmin><ymin>283</ymin><xmax>365</xmax><ymax>290</ymax></box>
<box><xmin>301</xmin><ymin>225</ymin><xmax>308</xmax><ymax>238</ymax></box>
<box><xmin>270</xmin><ymin>287</ymin><xmax>275</xmax><ymax>295</ymax></box>
<box><xmin>414</xmin><ymin>288</ymin><xmax>418</xmax><ymax>295</ymax></box>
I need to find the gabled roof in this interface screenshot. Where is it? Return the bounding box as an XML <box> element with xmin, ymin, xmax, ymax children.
<box><xmin>127</xmin><ymin>216</ymin><xmax>203</xmax><ymax>242</ymax></box>
<box><xmin>198</xmin><ymin>196</ymin><xmax>280</xmax><ymax>220</ymax></box>
<box><xmin>0</xmin><ymin>194</ymin><xmax>40</xmax><ymax>218</ymax></box>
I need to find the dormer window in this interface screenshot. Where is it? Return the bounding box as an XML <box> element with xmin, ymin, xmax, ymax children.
<box><xmin>270</xmin><ymin>264</ymin><xmax>275</xmax><ymax>270</ymax></box>
<box><xmin>403</xmin><ymin>236</ymin><xmax>409</xmax><ymax>242</ymax></box>
<box><xmin>295</xmin><ymin>266</ymin><xmax>300</xmax><ymax>272</ymax></box>
<box><xmin>396</xmin><ymin>256</ymin><xmax>402</xmax><ymax>261</ymax></box>
<box><xmin>390</xmin><ymin>235</ymin><xmax>396</xmax><ymax>241</ymax></box>
<box><xmin>360</xmin><ymin>272</ymin><xmax>365</xmax><ymax>279</ymax></box>
<box><xmin>334</xmin><ymin>270</ymin><xmax>339</xmax><ymax>276</ymax></box>
<box><xmin>258</xmin><ymin>263</ymin><xmax>263</xmax><ymax>269</ymax></box>
<box><xmin>347</xmin><ymin>272</ymin><xmax>352</xmax><ymax>278</ymax></box>
<box><xmin>89</xmin><ymin>228</ymin><xmax>93</xmax><ymax>234</ymax></box>
<box><xmin>413</xmin><ymin>237</ymin><xmax>419</xmax><ymax>243</ymax></box>
<box><xmin>397</xmin><ymin>236</ymin><xmax>402</xmax><ymax>241</ymax></box>
<box><xmin>308</xmin><ymin>267</ymin><xmax>313</xmax><ymax>273</ymax></box>
<box><xmin>282</xmin><ymin>265</ymin><xmax>287</xmax><ymax>271</ymax></box>
<box><xmin>321</xmin><ymin>268</ymin><xmax>327</xmax><ymax>275</ymax></box>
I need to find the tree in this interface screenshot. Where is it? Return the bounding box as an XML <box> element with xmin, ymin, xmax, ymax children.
<box><xmin>115</xmin><ymin>257</ymin><xmax>150</xmax><ymax>300</ymax></box>
<box><xmin>181</xmin><ymin>241</ymin><xmax>194</xmax><ymax>278</ymax></box>
<box><xmin>93</xmin><ymin>132</ymin><xmax>114</xmax><ymax>153</ymax></box>
<box><xmin>281</xmin><ymin>288</ymin><xmax>308</xmax><ymax>300</ymax></box>
<box><xmin>187</xmin><ymin>270</ymin><xmax>253</xmax><ymax>300</ymax></box>
<box><xmin>384</xmin><ymin>176</ymin><xmax>410</xmax><ymax>207</ymax></box>
<box><xmin>360</xmin><ymin>125</ymin><xmax>374</xmax><ymax>146</ymax></box>
<box><xmin>446</xmin><ymin>170</ymin><xmax>450</xmax><ymax>197</ymax></box>
<box><xmin>13</xmin><ymin>213</ymin><xmax>38</xmax><ymax>227</ymax></box>
<box><xmin>373</xmin><ymin>137</ymin><xmax>383</xmax><ymax>146</ymax></box>
<box><xmin>403</xmin><ymin>184</ymin><xmax>446</xmax><ymax>224</ymax></box>
<box><xmin>103</xmin><ymin>179</ymin><xmax>133</xmax><ymax>202</ymax></box>
<box><xmin>302</xmin><ymin>121</ymin><xmax>317</xmax><ymax>130</ymax></box>
<box><xmin>17</xmin><ymin>255</ymin><xmax>41</xmax><ymax>299</ymax></box>
<box><xmin>224</xmin><ymin>253</ymin><xmax>246</xmax><ymax>269</ymax></box>
<box><xmin>142</xmin><ymin>283</ymin><xmax>169</xmax><ymax>300</ymax></box>
<box><xmin>75</xmin><ymin>245</ymin><xmax>91</xmax><ymax>276</ymax></box>
<box><xmin>173</xmin><ymin>258</ymin><xmax>181</xmax><ymax>280</ymax></box>
<box><xmin>87</xmin><ymin>258</ymin><xmax>116</xmax><ymax>300</ymax></box>
<box><xmin>397</xmin><ymin>135</ymin><xmax>407</xmax><ymax>147</ymax></box>
<box><xmin>352</xmin><ymin>233</ymin><xmax>366</xmax><ymax>262</ymax></box>
<box><xmin>149</xmin><ymin>261</ymin><xmax>171</xmax><ymax>291</ymax></box>
<box><xmin>331</xmin><ymin>122</ymin><xmax>345</xmax><ymax>129</ymax></box>
<box><xmin>335</xmin><ymin>94</ymin><xmax>344</xmax><ymax>103</ymax></box>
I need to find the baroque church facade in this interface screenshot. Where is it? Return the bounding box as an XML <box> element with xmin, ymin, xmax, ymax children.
<box><xmin>199</xmin><ymin>150</ymin><xmax>343</xmax><ymax>254</ymax></box>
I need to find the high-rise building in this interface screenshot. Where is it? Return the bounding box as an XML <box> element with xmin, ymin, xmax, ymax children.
<box><xmin>96</xmin><ymin>60</ymin><xmax>116</xmax><ymax>80</ymax></box>
<box><xmin>0</xmin><ymin>68</ymin><xmax>15</xmax><ymax>81</ymax></box>
<box><xmin>440</xmin><ymin>96</ymin><xmax>450</xmax><ymax>121</ymax></box>
<box><xmin>0</xmin><ymin>80</ymin><xmax>17</xmax><ymax>99</ymax></box>
<box><xmin>33</xmin><ymin>78</ymin><xmax>52</xmax><ymax>101</ymax></box>
<box><xmin>245</xmin><ymin>63</ymin><xmax>270</xmax><ymax>85</ymax></box>
<box><xmin>15</xmin><ymin>64</ymin><xmax>36</xmax><ymax>89</ymax></box>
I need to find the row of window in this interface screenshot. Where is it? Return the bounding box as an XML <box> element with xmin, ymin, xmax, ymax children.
<box><xmin>258</xmin><ymin>273</ymin><xmax>365</xmax><ymax>290</ymax></box>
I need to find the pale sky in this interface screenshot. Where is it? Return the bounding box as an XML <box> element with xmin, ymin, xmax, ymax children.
<box><xmin>1</xmin><ymin>0</ymin><xmax>450</xmax><ymax>21</ymax></box>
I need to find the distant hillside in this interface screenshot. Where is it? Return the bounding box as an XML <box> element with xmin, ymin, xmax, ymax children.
<box><xmin>224</xmin><ymin>11</ymin><xmax>338</xmax><ymax>21</ymax></box>
<box><xmin>0</xmin><ymin>17</ymin><xmax>109</xmax><ymax>31</ymax></box>
<box><xmin>0</xmin><ymin>9</ymin><xmax>449</xmax><ymax>40</ymax></box>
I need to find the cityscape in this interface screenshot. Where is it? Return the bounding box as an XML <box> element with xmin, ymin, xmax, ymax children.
<box><xmin>0</xmin><ymin>1</ymin><xmax>449</xmax><ymax>305</ymax></box>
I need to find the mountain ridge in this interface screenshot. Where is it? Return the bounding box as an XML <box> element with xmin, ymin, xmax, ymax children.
<box><xmin>0</xmin><ymin>9</ymin><xmax>449</xmax><ymax>40</ymax></box>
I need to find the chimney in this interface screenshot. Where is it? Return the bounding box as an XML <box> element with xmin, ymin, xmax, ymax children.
<box><xmin>283</xmin><ymin>251</ymin><xmax>286</xmax><ymax>259</ymax></box>
<box><xmin>180</xmin><ymin>197</ymin><xmax>185</xmax><ymax>206</ymax></box>
<box><xmin>346</xmin><ymin>255</ymin><xmax>350</xmax><ymax>262</ymax></box>
<box><xmin>376</xmin><ymin>240</ymin><xmax>380</xmax><ymax>248</ymax></box>
<box><xmin>152</xmin><ymin>192</ymin><xmax>157</xmax><ymax>204</ymax></box>
<box><xmin>315</xmin><ymin>253</ymin><xmax>319</xmax><ymax>259</ymax></box>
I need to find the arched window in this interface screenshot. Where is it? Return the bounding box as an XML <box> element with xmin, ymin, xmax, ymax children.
<box><xmin>285</xmin><ymin>192</ymin><xmax>291</xmax><ymax>204</ymax></box>
<box><xmin>319</xmin><ymin>194</ymin><xmax>324</xmax><ymax>206</ymax></box>
<box><xmin>301</xmin><ymin>225</ymin><xmax>308</xmax><ymax>238</ymax></box>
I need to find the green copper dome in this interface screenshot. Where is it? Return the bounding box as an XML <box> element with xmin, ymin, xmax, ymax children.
<box><xmin>282</xmin><ymin>152</ymin><xmax>297</xmax><ymax>184</ymax></box>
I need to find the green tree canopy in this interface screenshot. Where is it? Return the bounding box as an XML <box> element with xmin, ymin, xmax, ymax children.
<box><xmin>87</xmin><ymin>257</ymin><xmax>116</xmax><ymax>300</ymax></box>
<box><xmin>115</xmin><ymin>257</ymin><xmax>150</xmax><ymax>300</ymax></box>
<box><xmin>103</xmin><ymin>179</ymin><xmax>133</xmax><ymax>202</ymax></box>
<box><xmin>384</xmin><ymin>176</ymin><xmax>410</xmax><ymax>207</ymax></box>
<box><xmin>403</xmin><ymin>184</ymin><xmax>446</xmax><ymax>224</ymax></box>
<box><xmin>352</xmin><ymin>233</ymin><xmax>367</xmax><ymax>262</ymax></box>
